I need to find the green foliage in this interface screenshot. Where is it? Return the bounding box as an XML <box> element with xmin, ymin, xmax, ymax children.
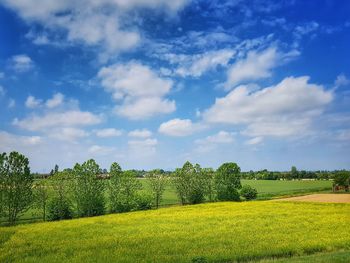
<box><xmin>47</xmin><ymin>197</ymin><xmax>73</xmax><ymax>221</ymax></box>
<box><xmin>173</xmin><ymin>162</ymin><xmax>207</xmax><ymax>205</ymax></box>
<box><xmin>146</xmin><ymin>169</ymin><xmax>167</xmax><ymax>208</ymax></box>
<box><xmin>33</xmin><ymin>179</ymin><xmax>50</xmax><ymax>221</ymax></box>
<box><xmin>73</xmin><ymin>159</ymin><xmax>105</xmax><ymax>217</ymax></box>
<box><xmin>0</xmin><ymin>152</ymin><xmax>33</xmax><ymax>224</ymax></box>
<box><xmin>135</xmin><ymin>191</ymin><xmax>153</xmax><ymax>210</ymax></box>
<box><xmin>108</xmin><ymin>165</ymin><xmax>141</xmax><ymax>213</ymax></box>
<box><xmin>240</xmin><ymin>185</ymin><xmax>258</xmax><ymax>200</ymax></box>
<box><xmin>215</xmin><ymin>162</ymin><xmax>241</xmax><ymax>201</ymax></box>
<box><xmin>333</xmin><ymin>171</ymin><xmax>350</xmax><ymax>191</ymax></box>
<box><xmin>201</xmin><ymin>168</ymin><xmax>216</xmax><ymax>202</ymax></box>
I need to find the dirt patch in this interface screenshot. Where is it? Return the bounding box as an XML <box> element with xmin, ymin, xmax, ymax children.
<box><xmin>275</xmin><ymin>194</ymin><xmax>350</xmax><ymax>203</ymax></box>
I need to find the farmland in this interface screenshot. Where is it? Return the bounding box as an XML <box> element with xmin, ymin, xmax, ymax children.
<box><xmin>1</xmin><ymin>201</ymin><xmax>349</xmax><ymax>263</ymax></box>
<box><xmin>0</xmin><ymin>179</ymin><xmax>332</xmax><ymax>224</ymax></box>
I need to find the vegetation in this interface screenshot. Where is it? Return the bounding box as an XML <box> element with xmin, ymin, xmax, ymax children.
<box><xmin>215</xmin><ymin>162</ymin><xmax>241</xmax><ymax>201</ymax></box>
<box><xmin>0</xmin><ymin>152</ymin><xmax>33</xmax><ymax>224</ymax></box>
<box><xmin>0</xmin><ymin>201</ymin><xmax>349</xmax><ymax>262</ymax></box>
<box><xmin>240</xmin><ymin>185</ymin><xmax>258</xmax><ymax>200</ymax></box>
<box><xmin>146</xmin><ymin>170</ymin><xmax>167</xmax><ymax>208</ymax></box>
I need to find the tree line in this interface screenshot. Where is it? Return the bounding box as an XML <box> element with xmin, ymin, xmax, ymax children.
<box><xmin>0</xmin><ymin>151</ymin><xmax>258</xmax><ymax>225</ymax></box>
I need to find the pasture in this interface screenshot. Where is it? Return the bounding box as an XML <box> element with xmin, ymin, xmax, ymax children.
<box><xmin>0</xmin><ymin>201</ymin><xmax>349</xmax><ymax>262</ymax></box>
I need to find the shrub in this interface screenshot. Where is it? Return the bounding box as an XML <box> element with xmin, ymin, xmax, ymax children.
<box><xmin>136</xmin><ymin>191</ymin><xmax>153</xmax><ymax>210</ymax></box>
<box><xmin>47</xmin><ymin>197</ymin><xmax>73</xmax><ymax>221</ymax></box>
<box><xmin>240</xmin><ymin>185</ymin><xmax>258</xmax><ymax>200</ymax></box>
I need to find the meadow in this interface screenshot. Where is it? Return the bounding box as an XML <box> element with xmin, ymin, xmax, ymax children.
<box><xmin>0</xmin><ymin>179</ymin><xmax>332</xmax><ymax>224</ymax></box>
<box><xmin>0</xmin><ymin>201</ymin><xmax>349</xmax><ymax>263</ymax></box>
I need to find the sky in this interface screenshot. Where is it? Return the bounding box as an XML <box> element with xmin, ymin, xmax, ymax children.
<box><xmin>0</xmin><ymin>0</ymin><xmax>349</xmax><ymax>172</ymax></box>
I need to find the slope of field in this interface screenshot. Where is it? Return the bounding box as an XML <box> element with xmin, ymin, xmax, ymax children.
<box><xmin>277</xmin><ymin>194</ymin><xmax>350</xmax><ymax>203</ymax></box>
<box><xmin>1</xmin><ymin>201</ymin><xmax>349</xmax><ymax>263</ymax></box>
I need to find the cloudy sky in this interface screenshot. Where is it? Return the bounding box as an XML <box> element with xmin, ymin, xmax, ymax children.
<box><xmin>0</xmin><ymin>0</ymin><xmax>349</xmax><ymax>172</ymax></box>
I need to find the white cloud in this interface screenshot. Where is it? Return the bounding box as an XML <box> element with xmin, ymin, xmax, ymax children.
<box><xmin>174</xmin><ymin>49</ymin><xmax>235</xmax><ymax>77</ymax></box>
<box><xmin>245</xmin><ymin>136</ymin><xmax>263</xmax><ymax>145</ymax></box>
<box><xmin>0</xmin><ymin>131</ymin><xmax>42</xmax><ymax>149</ymax></box>
<box><xmin>128</xmin><ymin>138</ymin><xmax>158</xmax><ymax>148</ymax></box>
<box><xmin>88</xmin><ymin>145</ymin><xmax>115</xmax><ymax>156</ymax></box>
<box><xmin>98</xmin><ymin>62</ymin><xmax>176</xmax><ymax>120</ymax></box>
<box><xmin>45</xmin><ymin>92</ymin><xmax>64</xmax><ymax>108</ymax></box>
<box><xmin>159</xmin><ymin>118</ymin><xmax>202</xmax><ymax>136</ymax></box>
<box><xmin>1</xmin><ymin>0</ymin><xmax>189</xmax><ymax>57</ymax></box>
<box><xmin>13</xmin><ymin>110</ymin><xmax>102</xmax><ymax>132</ymax></box>
<box><xmin>95</xmin><ymin>128</ymin><xmax>123</xmax><ymax>138</ymax></box>
<box><xmin>224</xmin><ymin>47</ymin><xmax>299</xmax><ymax>90</ymax></box>
<box><xmin>335</xmin><ymin>74</ymin><xmax>350</xmax><ymax>88</ymax></box>
<box><xmin>0</xmin><ymin>72</ymin><xmax>4</xmax><ymax>78</ymax></box>
<box><xmin>25</xmin><ymin>95</ymin><xmax>42</xmax><ymax>108</ymax></box>
<box><xmin>10</xmin><ymin>54</ymin><xmax>34</xmax><ymax>72</ymax></box>
<box><xmin>128</xmin><ymin>129</ymin><xmax>152</xmax><ymax>138</ymax></box>
<box><xmin>50</xmin><ymin>127</ymin><xmax>88</xmax><ymax>142</ymax></box>
<box><xmin>204</xmin><ymin>76</ymin><xmax>333</xmax><ymax>137</ymax></box>
<box><xmin>195</xmin><ymin>131</ymin><xmax>234</xmax><ymax>144</ymax></box>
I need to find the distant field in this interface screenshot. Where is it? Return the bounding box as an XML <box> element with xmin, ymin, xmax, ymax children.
<box><xmin>1</xmin><ymin>201</ymin><xmax>349</xmax><ymax>263</ymax></box>
<box><xmin>0</xmin><ymin>179</ymin><xmax>332</xmax><ymax>224</ymax></box>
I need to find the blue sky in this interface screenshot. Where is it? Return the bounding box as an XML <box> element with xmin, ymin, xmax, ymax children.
<box><xmin>0</xmin><ymin>0</ymin><xmax>349</xmax><ymax>172</ymax></box>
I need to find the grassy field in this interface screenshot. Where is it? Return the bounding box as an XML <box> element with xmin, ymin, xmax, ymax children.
<box><xmin>0</xmin><ymin>179</ymin><xmax>332</xmax><ymax>224</ymax></box>
<box><xmin>0</xmin><ymin>201</ymin><xmax>349</xmax><ymax>263</ymax></box>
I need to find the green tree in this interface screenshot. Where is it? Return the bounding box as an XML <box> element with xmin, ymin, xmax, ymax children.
<box><xmin>146</xmin><ymin>169</ymin><xmax>167</xmax><ymax>208</ymax></box>
<box><xmin>108</xmin><ymin>164</ymin><xmax>141</xmax><ymax>213</ymax></box>
<box><xmin>202</xmin><ymin>168</ymin><xmax>216</xmax><ymax>201</ymax></box>
<box><xmin>33</xmin><ymin>179</ymin><xmax>50</xmax><ymax>221</ymax></box>
<box><xmin>0</xmin><ymin>152</ymin><xmax>33</xmax><ymax>224</ymax></box>
<box><xmin>73</xmin><ymin>159</ymin><xmax>105</xmax><ymax>217</ymax></box>
<box><xmin>215</xmin><ymin>162</ymin><xmax>241</xmax><ymax>201</ymax></box>
<box><xmin>290</xmin><ymin>166</ymin><xmax>299</xmax><ymax>180</ymax></box>
<box><xmin>47</xmin><ymin>170</ymin><xmax>73</xmax><ymax>221</ymax></box>
<box><xmin>333</xmin><ymin>171</ymin><xmax>350</xmax><ymax>192</ymax></box>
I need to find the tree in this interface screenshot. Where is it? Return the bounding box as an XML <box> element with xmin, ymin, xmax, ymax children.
<box><xmin>290</xmin><ymin>166</ymin><xmax>299</xmax><ymax>180</ymax></box>
<box><xmin>146</xmin><ymin>169</ymin><xmax>167</xmax><ymax>208</ymax></box>
<box><xmin>108</xmin><ymin>163</ymin><xmax>141</xmax><ymax>213</ymax></box>
<box><xmin>0</xmin><ymin>152</ymin><xmax>33</xmax><ymax>224</ymax></box>
<box><xmin>47</xmin><ymin>170</ymin><xmax>73</xmax><ymax>221</ymax></box>
<box><xmin>333</xmin><ymin>171</ymin><xmax>350</xmax><ymax>192</ymax></box>
<box><xmin>172</xmin><ymin>162</ymin><xmax>207</xmax><ymax>205</ymax></box>
<box><xmin>33</xmin><ymin>179</ymin><xmax>50</xmax><ymax>221</ymax></box>
<box><xmin>215</xmin><ymin>162</ymin><xmax>241</xmax><ymax>201</ymax></box>
<box><xmin>73</xmin><ymin>159</ymin><xmax>105</xmax><ymax>217</ymax></box>
<box><xmin>240</xmin><ymin>185</ymin><xmax>258</xmax><ymax>200</ymax></box>
<box><xmin>202</xmin><ymin>168</ymin><xmax>216</xmax><ymax>202</ymax></box>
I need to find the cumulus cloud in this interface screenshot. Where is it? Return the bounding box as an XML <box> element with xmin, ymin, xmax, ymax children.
<box><xmin>45</xmin><ymin>93</ymin><xmax>64</xmax><ymax>108</ymax></box>
<box><xmin>88</xmin><ymin>145</ymin><xmax>116</xmax><ymax>156</ymax></box>
<box><xmin>98</xmin><ymin>62</ymin><xmax>176</xmax><ymax>120</ymax></box>
<box><xmin>49</xmin><ymin>127</ymin><xmax>88</xmax><ymax>142</ymax></box>
<box><xmin>25</xmin><ymin>95</ymin><xmax>42</xmax><ymax>108</ymax></box>
<box><xmin>1</xmin><ymin>0</ymin><xmax>189</xmax><ymax>57</ymax></box>
<box><xmin>195</xmin><ymin>131</ymin><xmax>234</xmax><ymax>144</ymax></box>
<box><xmin>0</xmin><ymin>86</ymin><xmax>5</xmax><ymax>97</ymax></box>
<box><xmin>159</xmin><ymin>118</ymin><xmax>203</xmax><ymax>136</ymax></box>
<box><xmin>95</xmin><ymin>128</ymin><xmax>123</xmax><ymax>138</ymax></box>
<box><xmin>10</xmin><ymin>54</ymin><xmax>34</xmax><ymax>72</ymax></box>
<box><xmin>13</xmin><ymin>110</ymin><xmax>102</xmax><ymax>132</ymax></box>
<box><xmin>8</xmin><ymin>99</ymin><xmax>16</xmax><ymax>108</ymax></box>
<box><xmin>128</xmin><ymin>138</ymin><xmax>158</xmax><ymax>155</ymax></box>
<box><xmin>172</xmin><ymin>49</ymin><xmax>235</xmax><ymax>77</ymax></box>
<box><xmin>204</xmin><ymin>76</ymin><xmax>333</xmax><ymax>137</ymax></box>
<box><xmin>335</xmin><ymin>74</ymin><xmax>350</xmax><ymax>88</ymax></box>
<box><xmin>224</xmin><ymin>47</ymin><xmax>299</xmax><ymax>90</ymax></box>
<box><xmin>128</xmin><ymin>129</ymin><xmax>152</xmax><ymax>138</ymax></box>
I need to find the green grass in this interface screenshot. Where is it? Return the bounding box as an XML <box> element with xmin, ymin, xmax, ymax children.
<box><xmin>0</xmin><ymin>201</ymin><xmax>349</xmax><ymax>263</ymax></box>
<box><xmin>0</xmin><ymin>179</ymin><xmax>332</xmax><ymax>225</ymax></box>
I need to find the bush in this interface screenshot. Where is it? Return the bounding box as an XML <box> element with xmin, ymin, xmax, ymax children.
<box><xmin>47</xmin><ymin>197</ymin><xmax>73</xmax><ymax>221</ymax></box>
<box><xmin>136</xmin><ymin>191</ymin><xmax>153</xmax><ymax>210</ymax></box>
<box><xmin>215</xmin><ymin>162</ymin><xmax>241</xmax><ymax>201</ymax></box>
<box><xmin>240</xmin><ymin>185</ymin><xmax>258</xmax><ymax>201</ymax></box>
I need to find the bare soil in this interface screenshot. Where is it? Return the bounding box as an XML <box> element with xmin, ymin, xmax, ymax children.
<box><xmin>276</xmin><ymin>194</ymin><xmax>350</xmax><ymax>203</ymax></box>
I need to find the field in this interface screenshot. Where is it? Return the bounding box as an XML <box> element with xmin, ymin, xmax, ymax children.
<box><xmin>0</xmin><ymin>201</ymin><xmax>349</xmax><ymax>263</ymax></box>
<box><xmin>277</xmin><ymin>194</ymin><xmax>350</xmax><ymax>203</ymax></box>
<box><xmin>0</xmin><ymin>179</ymin><xmax>332</xmax><ymax>224</ymax></box>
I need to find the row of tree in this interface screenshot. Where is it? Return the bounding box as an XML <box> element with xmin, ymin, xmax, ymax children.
<box><xmin>0</xmin><ymin>151</ymin><xmax>258</xmax><ymax>225</ymax></box>
<box><xmin>241</xmin><ymin>166</ymin><xmax>348</xmax><ymax>181</ymax></box>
